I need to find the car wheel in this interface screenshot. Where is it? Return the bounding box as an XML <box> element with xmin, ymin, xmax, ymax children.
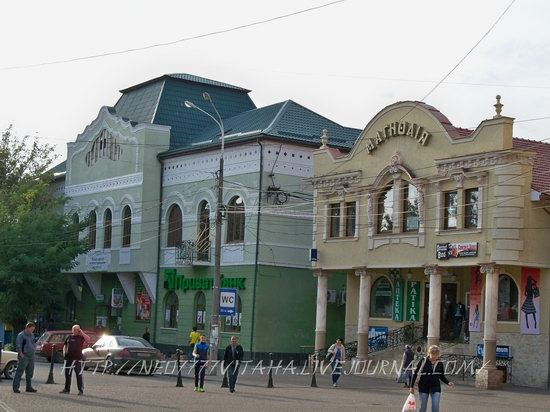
<box><xmin>4</xmin><ymin>361</ymin><xmax>17</xmax><ymax>379</ymax></box>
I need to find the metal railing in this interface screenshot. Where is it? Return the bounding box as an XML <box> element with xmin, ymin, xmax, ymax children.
<box><xmin>175</xmin><ymin>240</ymin><xmax>211</xmax><ymax>265</ymax></box>
<box><xmin>439</xmin><ymin>353</ymin><xmax>513</xmax><ymax>383</ymax></box>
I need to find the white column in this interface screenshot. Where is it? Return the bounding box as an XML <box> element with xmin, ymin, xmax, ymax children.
<box><xmin>355</xmin><ymin>267</ymin><xmax>371</xmax><ymax>359</ymax></box>
<box><xmin>476</xmin><ymin>263</ymin><xmax>503</xmax><ymax>389</ymax></box>
<box><xmin>424</xmin><ymin>265</ymin><xmax>442</xmax><ymax>348</ymax></box>
<box><xmin>314</xmin><ymin>269</ymin><xmax>329</xmax><ymax>351</ymax></box>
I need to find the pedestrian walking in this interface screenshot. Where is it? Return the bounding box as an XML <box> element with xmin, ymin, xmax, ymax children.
<box><xmin>410</xmin><ymin>345</ymin><xmax>454</xmax><ymax>412</ymax></box>
<box><xmin>12</xmin><ymin>322</ymin><xmax>38</xmax><ymax>394</ymax></box>
<box><xmin>142</xmin><ymin>327</ymin><xmax>151</xmax><ymax>342</ymax></box>
<box><xmin>60</xmin><ymin>325</ymin><xmax>91</xmax><ymax>395</ymax></box>
<box><xmin>400</xmin><ymin>344</ymin><xmax>415</xmax><ymax>388</ymax></box>
<box><xmin>188</xmin><ymin>326</ymin><xmax>200</xmax><ymax>359</ymax></box>
<box><xmin>326</xmin><ymin>337</ymin><xmax>346</xmax><ymax>387</ymax></box>
<box><xmin>223</xmin><ymin>336</ymin><xmax>244</xmax><ymax>393</ymax></box>
<box><xmin>192</xmin><ymin>335</ymin><xmax>209</xmax><ymax>392</ymax></box>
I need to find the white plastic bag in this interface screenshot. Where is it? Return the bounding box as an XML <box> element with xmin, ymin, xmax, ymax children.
<box><xmin>402</xmin><ymin>393</ymin><xmax>416</xmax><ymax>412</ymax></box>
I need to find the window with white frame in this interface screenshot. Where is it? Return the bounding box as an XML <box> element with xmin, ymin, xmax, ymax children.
<box><xmin>464</xmin><ymin>188</ymin><xmax>479</xmax><ymax>229</ymax></box>
<box><xmin>443</xmin><ymin>191</ymin><xmax>458</xmax><ymax>230</ymax></box>
<box><xmin>328</xmin><ymin>203</ymin><xmax>341</xmax><ymax>238</ymax></box>
<box><xmin>121</xmin><ymin>206</ymin><xmax>132</xmax><ymax>248</ymax></box>
<box><xmin>377</xmin><ymin>186</ymin><xmax>394</xmax><ymax>234</ymax></box>
<box><xmin>103</xmin><ymin>208</ymin><xmax>112</xmax><ymax>249</ymax></box>
<box><xmin>167</xmin><ymin>204</ymin><xmax>183</xmax><ymax>247</ymax></box>
<box><xmin>226</xmin><ymin>196</ymin><xmax>245</xmax><ymax>243</ymax></box>
<box><xmin>402</xmin><ymin>184</ymin><xmax>419</xmax><ymax>232</ymax></box>
<box><xmin>344</xmin><ymin>201</ymin><xmax>356</xmax><ymax>237</ymax></box>
<box><xmin>370</xmin><ymin>277</ymin><xmax>393</xmax><ymax>318</ymax></box>
<box><xmin>88</xmin><ymin>210</ymin><xmax>97</xmax><ymax>249</ymax></box>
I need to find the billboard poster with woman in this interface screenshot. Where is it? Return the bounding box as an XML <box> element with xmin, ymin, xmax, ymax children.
<box><xmin>135</xmin><ymin>286</ymin><xmax>151</xmax><ymax>321</ymax></box>
<box><xmin>520</xmin><ymin>267</ymin><xmax>540</xmax><ymax>335</ymax></box>
<box><xmin>469</xmin><ymin>267</ymin><xmax>482</xmax><ymax>332</ymax></box>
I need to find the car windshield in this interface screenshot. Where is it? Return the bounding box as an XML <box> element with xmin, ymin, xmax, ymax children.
<box><xmin>116</xmin><ymin>337</ymin><xmax>152</xmax><ymax>348</ymax></box>
<box><xmin>37</xmin><ymin>333</ymin><xmax>49</xmax><ymax>343</ymax></box>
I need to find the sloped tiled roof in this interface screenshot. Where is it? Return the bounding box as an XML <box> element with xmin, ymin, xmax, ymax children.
<box><xmin>181</xmin><ymin>100</ymin><xmax>360</xmax><ymax>151</ymax></box>
<box><xmin>513</xmin><ymin>138</ymin><xmax>550</xmax><ymax>195</ymax></box>
<box><xmin>114</xmin><ymin>73</ymin><xmax>256</xmax><ymax>149</ymax></box>
<box><xmin>413</xmin><ymin>101</ymin><xmax>474</xmax><ymax>139</ymax></box>
<box><xmin>48</xmin><ymin>160</ymin><xmax>66</xmax><ymax>174</ymax></box>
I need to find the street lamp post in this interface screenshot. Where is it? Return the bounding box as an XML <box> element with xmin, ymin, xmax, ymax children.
<box><xmin>184</xmin><ymin>93</ymin><xmax>224</xmax><ymax>365</ymax></box>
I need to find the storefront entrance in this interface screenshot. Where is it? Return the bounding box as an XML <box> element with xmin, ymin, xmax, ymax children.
<box><xmin>423</xmin><ymin>282</ymin><xmax>458</xmax><ymax>341</ymax></box>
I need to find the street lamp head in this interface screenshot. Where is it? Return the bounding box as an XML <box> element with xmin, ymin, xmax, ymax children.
<box><xmin>202</xmin><ymin>92</ymin><xmax>212</xmax><ymax>102</ymax></box>
<box><xmin>184</xmin><ymin>100</ymin><xmax>196</xmax><ymax>109</ymax></box>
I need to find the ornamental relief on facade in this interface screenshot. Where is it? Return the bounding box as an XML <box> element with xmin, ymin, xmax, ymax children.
<box><xmin>436</xmin><ymin>152</ymin><xmax>535</xmax><ymax>177</ymax></box>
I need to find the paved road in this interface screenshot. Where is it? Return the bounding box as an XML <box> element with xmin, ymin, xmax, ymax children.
<box><xmin>0</xmin><ymin>363</ymin><xmax>549</xmax><ymax>411</ymax></box>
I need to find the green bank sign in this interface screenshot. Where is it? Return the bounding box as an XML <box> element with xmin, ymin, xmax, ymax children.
<box><xmin>163</xmin><ymin>269</ymin><xmax>246</xmax><ymax>292</ymax></box>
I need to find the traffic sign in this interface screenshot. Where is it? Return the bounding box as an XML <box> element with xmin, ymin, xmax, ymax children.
<box><xmin>219</xmin><ymin>288</ymin><xmax>237</xmax><ymax>316</ymax></box>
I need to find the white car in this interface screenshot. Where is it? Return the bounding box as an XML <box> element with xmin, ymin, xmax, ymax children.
<box><xmin>1</xmin><ymin>350</ymin><xmax>18</xmax><ymax>379</ymax></box>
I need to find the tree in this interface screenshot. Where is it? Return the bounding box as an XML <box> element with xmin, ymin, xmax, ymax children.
<box><xmin>0</xmin><ymin>126</ymin><xmax>88</xmax><ymax>339</ymax></box>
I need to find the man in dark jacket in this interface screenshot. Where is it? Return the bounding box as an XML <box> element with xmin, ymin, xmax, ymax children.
<box><xmin>223</xmin><ymin>336</ymin><xmax>244</xmax><ymax>393</ymax></box>
<box><xmin>60</xmin><ymin>325</ymin><xmax>91</xmax><ymax>395</ymax></box>
<box><xmin>13</xmin><ymin>322</ymin><xmax>37</xmax><ymax>393</ymax></box>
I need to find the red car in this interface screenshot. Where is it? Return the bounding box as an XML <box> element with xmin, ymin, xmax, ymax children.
<box><xmin>36</xmin><ymin>330</ymin><xmax>100</xmax><ymax>362</ymax></box>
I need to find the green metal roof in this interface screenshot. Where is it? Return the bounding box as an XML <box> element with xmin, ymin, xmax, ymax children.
<box><xmin>114</xmin><ymin>74</ymin><xmax>256</xmax><ymax>149</ymax></box>
<box><xmin>185</xmin><ymin>100</ymin><xmax>360</xmax><ymax>150</ymax></box>
<box><xmin>48</xmin><ymin>160</ymin><xmax>66</xmax><ymax>174</ymax></box>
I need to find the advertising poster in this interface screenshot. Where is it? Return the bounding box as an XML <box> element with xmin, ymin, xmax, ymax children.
<box><xmin>469</xmin><ymin>267</ymin><xmax>482</xmax><ymax>332</ymax></box>
<box><xmin>520</xmin><ymin>267</ymin><xmax>540</xmax><ymax>335</ymax></box>
<box><xmin>111</xmin><ymin>288</ymin><xmax>124</xmax><ymax>309</ymax></box>
<box><xmin>135</xmin><ymin>286</ymin><xmax>151</xmax><ymax>321</ymax></box>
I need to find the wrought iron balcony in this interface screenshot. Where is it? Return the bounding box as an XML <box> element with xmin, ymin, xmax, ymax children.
<box><xmin>175</xmin><ymin>240</ymin><xmax>211</xmax><ymax>265</ymax></box>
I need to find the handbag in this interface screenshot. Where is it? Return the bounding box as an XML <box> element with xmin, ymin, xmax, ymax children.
<box><xmin>325</xmin><ymin>352</ymin><xmax>333</xmax><ymax>362</ymax></box>
<box><xmin>402</xmin><ymin>393</ymin><xmax>416</xmax><ymax>412</ymax></box>
<box><xmin>397</xmin><ymin>370</ymin><xmax>407</xmax><ymax>384</ymax></box>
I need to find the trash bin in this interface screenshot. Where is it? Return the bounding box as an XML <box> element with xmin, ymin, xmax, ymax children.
<box><xmin>496</xmin><ymin>365</ymin><xmax>507</xmax><ymax>383</ymax></box>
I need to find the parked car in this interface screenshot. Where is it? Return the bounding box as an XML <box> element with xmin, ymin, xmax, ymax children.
<box><xmin>1</xmin><ymin>349</ymin><xmax>18</xmax><ymax>379</ymax></box>
<box><xmin>36</xmin><ymin>330</ymin><xmax>99</xmax><ymax>362</ymax></box>
<box><xmin>82</xmin><ymin>335</ymin><xmax>162</xmax><ymax>375</ymax></box>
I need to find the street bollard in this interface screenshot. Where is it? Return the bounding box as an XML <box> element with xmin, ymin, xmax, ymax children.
<box><xmin>0</xmin><ymin>341</ymin><xmax>3</xmax><ymax>383</ymax></box>
<box><xmin>221</xmin><ymin>366</ymin><xmax>228</xmax><ymax>388</ymax></box>
<box><xmin>175</xmin><ymin>349</ymin><xmax>184</xmax><ymax>387</ymax></box>
<box><xmin>45</xmin><ymin>344</ymin><xmax>56</xmax><ymax>384</ymax></box>
<box><xmin>310</xmin><ymin>351</ymin><xmax>318</xmax><ymax>388</ymax></box>
<box><xmin>267</xmin><ymin>353</ymin><xmax>274</xmax><ymax>388</ymax></box>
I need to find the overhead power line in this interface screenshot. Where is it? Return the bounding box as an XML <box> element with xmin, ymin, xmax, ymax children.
<box><xmin>0</xmin><ymin>0</ymin><xmax>347</xmax><ymax>71</ymax></box>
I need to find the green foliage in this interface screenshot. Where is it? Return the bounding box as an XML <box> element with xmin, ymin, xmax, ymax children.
<box><xmin>0</xmin><ymin>126</ymin><xmax>88</xmax><ymax>332</ymax></box>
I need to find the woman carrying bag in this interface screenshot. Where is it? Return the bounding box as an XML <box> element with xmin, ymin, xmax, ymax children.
<box><xmin>326</xmin><ymin>337</ymin><xmax>346</xmax><ymax>387</ymax></box>
<box><xmin>410</xmin><ymin>345</ymin><xmax>454</xmax><ymax>412</ymax></box>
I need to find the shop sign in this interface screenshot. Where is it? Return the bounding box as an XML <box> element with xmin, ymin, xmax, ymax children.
<box><xmin>111</xmin><ymin>288</ymin><xmax>124</xmax><ymax>309</ymax></box>
<box><xmin>365</xmin><ymin>121</ymin><xmax>431</xmax><ymax>154</ymax></box>
<box><xmin>436</xmin><ymin>242</ymin><xmax>478</xmax><ymax>260</ymax></box>
<box><xmin>95</xmin><ymin>294</ymin><xmax>104</xmax><ymax>302</ymax></box>
<box><xmin>163</xmin><ymin>269</ymin><xmax>246</xmax><ymax>292</ymax></box>
<box><xmin>392</xmin><ymin>278</ymin><xmax>404</xmax><ymax>322</ymax></box>
<box><xmin>86</xmin><ymin>251</ymin><xmax>111</xmax><ymax>271</ymax></box>
<box><xmin>406</xmin><ymin>281</ymin><xmax>421</xmax><ymax>322</ymax></box>
<box><xmin>476</xmin><ymin>344</ymin><xmax>511</xmax><ymax>359</ymax></box>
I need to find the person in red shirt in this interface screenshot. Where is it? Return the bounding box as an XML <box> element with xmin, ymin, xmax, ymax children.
<box><xmin>60</xmin><ymin>325</ymin><xmax>91</xmax><ymax>395</ymax></box>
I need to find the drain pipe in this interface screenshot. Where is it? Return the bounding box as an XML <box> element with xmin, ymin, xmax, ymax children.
<box><xmin>152</xmin><ymin>159</ymin><xmax>165</xmax><ymax>346</ymax></box>
<box><xmin>249</xmin><ymin>139</ymin><xmax>263</xmax><ymax>360</ymax></box>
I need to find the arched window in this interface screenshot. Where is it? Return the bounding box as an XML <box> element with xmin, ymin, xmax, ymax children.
<box><xmin>88</xmin><ymin>210</ymin><xmax>97</xmax><ymax>249</ymax></box>
<box><xmin>197</xmin><ymin>201</ymin><xmax>210</xmax><ymax>261</ymax></box>
<box><xmin>194</xmin><ymin>292</ymin><xmax>206</xmax><ymax>331</ymax></box>
<box><xmin>498</xmin><ymin>274</ymin><xmax>519</xmax><ymax>321</ymax></box>
<box><xmin>167</xmin><ymin>204</ymin><xmax>182</xmax><ymax>247</ymax></box>
<box><xmin>377</xmin><ymin>186</ymin><xmax>394</xmax><ymax>234</ymax></box>
<box><xmin>65</xmin><ymin>292</ymin><xmax>76</xmax><ymax>323</ymax></box>
<box><xmin>403</xmin><ymin>184</ymin><xmax>419</xmax><ymax>232</ymax></box>
<box><xmin>164</xmin><ymin>292</ymin><xmax>179</xmax><ymax>328</ymax></box>
<box><xmin>223</xmin><ymin>296</ymin><xmax>242</xmax><ymax>333</ymax></box>
<box><xmin>370</xmin><ymin>277</ymin><xmax>393</xmax><ymax>318</ymax></box>
<box><xmin>122</xmin><ymin>206</ymin><xmax>132</xmax><ymax>248</ymax></box>
<box><xmin>103</xmin><ymin>208</ymin><xmax>112</xmax><ymax>249</ymax></box>
<box><xmin>72</xmin><ymin>213</ymin><xmax>80</xmax><ymax>242</ymax></box>
<box><xmin>227</xmin><ymin>196</ymin><xmax>245</xmax><ymax>243</ymax></box>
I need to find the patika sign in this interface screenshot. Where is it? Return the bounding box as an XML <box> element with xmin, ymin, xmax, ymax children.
<box><xmin>365</xmin><ymin>121</ymin><xmax>431</xmax><ymax>154</ymax></box>
<box><xmin>392</xmin><ymin>278</ymin><xmax>404</xmax><ymax>322</ymax></box>
<box><xmin>163</xmin><ymin>269</ymin><xmax>246</xmax><ymax>292</ymax></box>
<box><xmin>406</xmin><ymin>281</ymin><xmax>421</xmax><ymax>322</ymax></box>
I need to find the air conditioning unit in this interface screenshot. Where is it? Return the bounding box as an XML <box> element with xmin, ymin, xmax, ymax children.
<box><xmin>327</xmin><ymin>289</ymin><xmax>337</xmax><ymax>304</ymax></box>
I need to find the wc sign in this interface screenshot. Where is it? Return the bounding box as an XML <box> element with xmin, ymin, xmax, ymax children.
<box><xmin>219</xmin><ymin>288</ymin><xmax>238</xmax><ymax>316</ymax></box>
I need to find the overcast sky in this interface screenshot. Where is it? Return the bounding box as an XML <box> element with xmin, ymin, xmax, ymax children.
<box><xmin>1</xmin><ymin>0</ymin><xmax>549</xmax><ymax>161</ymax></box>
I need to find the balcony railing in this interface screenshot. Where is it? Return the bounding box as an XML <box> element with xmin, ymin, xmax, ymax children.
<box><xmin>175</xmin><ymin>240</ymin><xmax>211</xmax><ymax>265</ymax></box>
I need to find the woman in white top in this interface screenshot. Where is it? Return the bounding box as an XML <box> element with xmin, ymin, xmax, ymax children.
<box><xmin>326</xmin><ymin>337</ymin><xmax>346</xmax><ymax>387</ymax></box>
